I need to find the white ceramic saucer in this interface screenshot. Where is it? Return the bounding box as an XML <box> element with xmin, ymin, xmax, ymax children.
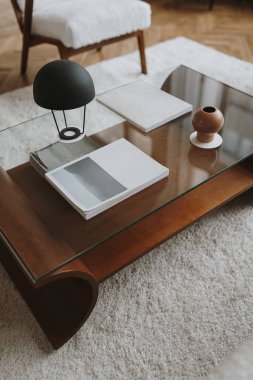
<box><xmin>190</xmin><ymin>131</ymin><xmax>223</xmax><ymax>149</ymax></box>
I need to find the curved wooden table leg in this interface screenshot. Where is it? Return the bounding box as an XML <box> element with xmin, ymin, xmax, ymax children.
<box><xmin>0</xmin><ymin>240</ymin><xmax>98</xmax><ymax>349</ymax></box>
<box><xmin>0</xmin><ymin>167</ymin><xmax>98</xmax><ymax>349</ymax></box>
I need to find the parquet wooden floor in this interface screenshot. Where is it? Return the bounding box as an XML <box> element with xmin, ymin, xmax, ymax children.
<box><xmin>0</xmin><ymin>0</ymin><xmax>253</xmax><ymax>94</ymax></box>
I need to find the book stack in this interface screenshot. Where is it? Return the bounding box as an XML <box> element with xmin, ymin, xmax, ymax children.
<box><xmin>45</xmin><ymin>139</ymin><xmax>169</xmax><ymax>219</ymax></box>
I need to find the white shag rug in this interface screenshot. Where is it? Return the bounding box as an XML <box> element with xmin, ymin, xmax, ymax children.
<box><xmin>0</xmin><ymin>37</ymin><xmax>253</xmax><ymax>380</ymax></box>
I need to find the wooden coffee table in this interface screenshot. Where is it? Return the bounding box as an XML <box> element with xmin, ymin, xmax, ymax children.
<box><xmin>1</xmin><ymin>66</ymin><xmax>253</xmax><ymax>349</ymax></box>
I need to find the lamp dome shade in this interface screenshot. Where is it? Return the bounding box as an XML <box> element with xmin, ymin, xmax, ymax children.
<box><xmin>33</xmin><ymin>60</ymin><xmax>95</xmax><ymax>110</ymax></box>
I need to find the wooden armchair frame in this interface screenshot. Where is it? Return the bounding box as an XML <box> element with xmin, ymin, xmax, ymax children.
<box><xmin>10</xmin><ymin>0</ymin><xmax>148</xmax><ymax>75</ymax></box>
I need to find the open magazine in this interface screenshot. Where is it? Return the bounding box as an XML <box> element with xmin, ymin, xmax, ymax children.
<box><xmin>46</xmin><ymin>138</ymin><xmax>169</xmax><ymax>219</ymax></box>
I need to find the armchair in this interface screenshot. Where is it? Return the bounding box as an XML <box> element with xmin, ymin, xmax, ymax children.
<box><xmin>10</xmin><ymin>0</ymin><xmax>151</xmax><ymax>75</ymax></box>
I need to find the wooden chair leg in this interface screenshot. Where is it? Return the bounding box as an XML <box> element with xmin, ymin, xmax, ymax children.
<box><xmin>58</xmin><ymin>47</ymin><xmax>69</xmax><ymax>60</ymax></box>
<box><xmin>20</xmin><ymin>37</ymin><xmax>29</xmax><ymax>76</ymax></box>
<box><xmin>137</xmin><ymin>31</ymin><xmax>147</xmax><ymax>74</ymax></box>
<box><xmin>209</xmin><ymin>0</ymin><xmax>214</xmax><ymax>10</ymax></box>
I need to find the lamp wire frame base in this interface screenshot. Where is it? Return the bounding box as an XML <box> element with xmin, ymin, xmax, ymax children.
<box><xmin>51</xmin><ymin>106</ymin><xmax>86</xmax><ymax>141</ymax></box>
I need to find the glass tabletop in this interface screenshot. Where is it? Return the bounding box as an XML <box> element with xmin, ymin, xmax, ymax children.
<box><xmin>1</xmin><ymin>66</ymin><xmax>253</xmax><ymax>281</ymax></box>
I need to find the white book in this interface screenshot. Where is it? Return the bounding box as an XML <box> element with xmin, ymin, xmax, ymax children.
<box><xmin>46</xmin><ymin>139</ymin><xmax>169</xmax><ymax>219</ymax></box>
<box><xmin>96</xmin><ymin>79</ymin><xmax>192</xmax><ymax>132</ymax></box>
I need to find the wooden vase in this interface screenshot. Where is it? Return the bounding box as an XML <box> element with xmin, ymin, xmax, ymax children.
<box><xmin>192</xmin><ymin>106</ymin><xmax>224</xmax><ymax>143</ymax></box>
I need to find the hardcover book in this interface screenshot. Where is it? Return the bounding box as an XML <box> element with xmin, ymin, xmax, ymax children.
<box><xmin>96</xmin><ymin>79</ymin><xmax>192</xmax><ymax>132</ymax></box>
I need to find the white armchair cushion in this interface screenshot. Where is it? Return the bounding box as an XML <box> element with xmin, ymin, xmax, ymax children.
<box><xmin>18</xmin><ymin>0</ymin><xmax>151</xmax><ymax>49</ymax></box>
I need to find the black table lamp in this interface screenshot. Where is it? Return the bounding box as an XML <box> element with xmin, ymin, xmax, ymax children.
<box><xmin>33</xmin><ymin>60</ymin><xmax>95</xmax><ymax>141</ymax></box>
